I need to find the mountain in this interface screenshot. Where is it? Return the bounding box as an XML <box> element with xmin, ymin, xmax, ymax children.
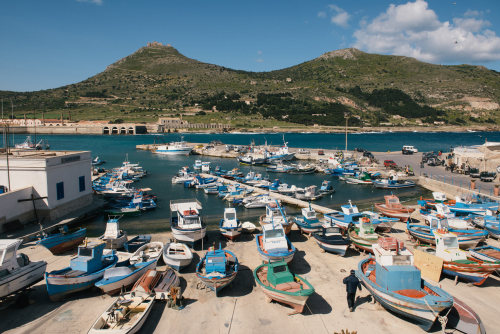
<box><xmin>1</xmin><ymin>43</ymin><xmax>499</xmax><ymax>127</ymax></box>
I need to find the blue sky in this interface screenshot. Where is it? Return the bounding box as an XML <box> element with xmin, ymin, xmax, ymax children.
<box><xmin>1</xmin><ymin>0</ymin><xmax>499</xmax><ymax>91</ymax></box>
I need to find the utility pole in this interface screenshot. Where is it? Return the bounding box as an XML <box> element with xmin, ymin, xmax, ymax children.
<box><xmin>4</xmin><ymin>124</ymin><xmax>11</xmax><ymax>192</ymax></box>
<box><xmin>344</xmin><ymin>112</ymin><xmax>349</xmax><ymax>155</ymax></box>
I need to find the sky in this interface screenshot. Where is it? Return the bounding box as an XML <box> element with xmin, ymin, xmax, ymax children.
<box><xmin>1</xmin><ymin>0</ymin><xmax>500</xmax><ymax>92</ymax></box>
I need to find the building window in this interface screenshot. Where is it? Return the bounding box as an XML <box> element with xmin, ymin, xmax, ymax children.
<box><xmin>56</xmin><ymin>182</ymin><xmax>64</xmax><ymax>200</ymax></box>
<box><xmin>79</xmin><ymin>176</ymin><xmax>85</xmax><ymax>192</ymax></box>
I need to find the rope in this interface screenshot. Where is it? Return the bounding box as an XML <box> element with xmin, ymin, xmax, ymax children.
<box><xmin>227</xmin><ymin>299</ymin><xmax>237</xmax><ymax>334</ymax></box>
<box><xmin>304</xmin><ymin>302</ymin><xmax>329</xmax><ymax>334</ymax></box>
<box><xmin>423</xmin><ymin>297</ymin><xmax>451</xmax><ymax>333</ymax></box>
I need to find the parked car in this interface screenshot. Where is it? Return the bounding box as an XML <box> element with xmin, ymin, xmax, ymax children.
<box><xmin>480</xmin><ymin>171</ymin><xmax>496</xmax><ymax>182</ymax></box>
<box><xmin>355</xmin><ymin>148</ymin><xmax>367</xmax><ymax>153</ymax></box>
<box><xmin>469</xmin><ymin>168</ymin><xmax>481</xmax><ymax>178</ymax></box>
<box><xmin>384</xmin><ymin>160</ymin><xmax>397</xmax><ymax>168</ymax></box>
<box><xmin>402</xmin><ymin>145</ymin><xmax>418</xmax><ymax>155</ymax></box>
<box><xmin>363</xmin><ymin>152</ymin><xmax>374</xmax><ymax>159</ymax></box>
<box><xmin>318</xmin><ymin>150</ymin><xmax>325</xmax><ymax>155</ymax></box>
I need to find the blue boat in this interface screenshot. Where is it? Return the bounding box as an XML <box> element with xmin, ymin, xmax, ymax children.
<box><xmin>295</xmin><ymin>204</ymin><xmax>323</xmax><ymax>234</ymax></box>
<box><xmin>312</xmin><ymin>226</ymin><xmax>350</xmax><ymax>256</ymax></box>
<box><xmin>356</xmin><ymin>240</ymin><xmax>453</xmax><ymax>331</ymax></box>
<box><xmin>324</xmin><ymin>201</ymin><xmax>384</xmax><ymax>230</ymax></box>
<box><xmin>256</xmin><ymin>223</ymin><xmax>296</xmax><ymax>263</ymax></box>
<box><xmin>196</xmin><ymin>244</ymin><xmax>238</xmax><ymax>296</ymax></box>
<box><xmin>36</xmin><ymin>226</ymin><xmax>87</xmax><ymax>255</ymax></box>
<box><xmin>45</xmin><ymin>241</ymin><xmax>118</xmax><ymax>301</ymax></box>
<box><xmin>484</xmin><ymin>219</ymin><xmax>500</xmax><ymax>239</ymax></box>
<box><xmin>124</xmin><ymin>235</ymin><xmax>152</xmax><ymax>252</ymax></box>
<box><xmin>318</xmin><ymin>180</ymin><xmax>335</xmax><ymax>194</ymax></box>
<box><xmin>373</xmin><ymin>178</ymin><xmax>416</xmax><ymax>189</ymax></box>
<box><xmin>94</xmin><ymin>259</ymin><xmax>157</xmax><ymax>295</ymax></box>
<box><xmin>449</xmin><ymin>201</ymin><xmax>499</xmax><ymax>215</ymax></box>
<box><xmin>406</xmin><ymin>216</ymin><xmax>487</xmax><ymax>249</ymax></box>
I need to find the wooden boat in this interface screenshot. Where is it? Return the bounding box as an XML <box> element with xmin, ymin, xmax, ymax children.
<box><xmin>374</xmin><ymin>195</ymin><xmax>415</xmax><ymax>222</ymax></box>
<box><xmin>447</xmin><ymin>297</ymin><xmax>486</xmax><ymax>334</ymax></box>
<box><xmin>36</xmin><ymin>226</ymin><xmax>87</xmax><ymax>254</ymax></box>
<box><xmin>129</xmin><ymin>242</ymin><xmax>163</xmax><ymax>265</ymax></box>
<box><xmin>219</xmin><ymin>208</ymin><xmax>242</xmax><ymax>240</ymax></box>
<box><xmin>422</xmin><ymin>204</ymin><xmax>472</xmax><ymax>230</ymax></box>
<box><xmin>468</xmin><ymin>245</ymin><xmax>500</xmax><ymax>275</ymax></box>
<box><xmin>357</xmin><ymin>238</ymin><xmax>453</xmax><ymax>331</ymax></box>
<box><xmin>124</xmin><ymin>235</ymin><xmax>152</xmax><ymax>253</ymax></box>
<box><xmin>162</xmin><ymin>242</ymin><xmax>193</xmax><ymax>271</ymax></box>
<box><xmin>407</xmin><ymin>216</ymin><xmax>487</xmax><ymax>249</ymax></box>
<box><xmin>0</xmin><ymin>239</ymin><xmax>47</xmax><ymax>298</ymax></box>
<box><xmin>294</xmin><ymin>204</ymin><xmax>323</xmax><ymax>234</ymax></box>
<box><xmin>419</xmin><ymin>231</ymin><xmax>500</xmax><ymax>285</ymax></box>
<box><xmin>100</xmin><ymin>216</ymin><xmax>127</xmax><ymax>250</ymax></box>
<box><xmin>347</xmin><ymin>219</ymin><xmax>379</xmax><ymax>253</ymax></box>
<box><xmin>324</xmin><ymin>201</ymin><xmax>385</xmax><ymax>230</ymax></box>
<box><xmin>242</xmin><ymin>221</ymin><xmax>257</xmax><ymax>233</ymax></box>
<box><xmin>373</xmin><ymin>178</ymin><xmax>416</xmax><ymax>189</ymax></box>
<box><xmin>170</xmin><ymin>199</ymin><xmax>206</xmax><ymax>245</ymax></box>
<box><xmin>88</xmin><ymin>277</ymin><xmax>156</xmax><ymax>334</ymax></box>
<box><xmin>95</xmin><ymin>260</ymin><xmax>158</xmax><ymax>295</ymax></box>
<box><xmin>256</xmin><ymin>223</ymin><xmax>296</xmax><ymax>263</ymax></box>
<box><xmin>259</xmin><ymin>201</ymin><xmax>294</xmax><ymax>235</ymax></box>
<box><xmin>196</xmin><ymin>245</ymin><xmax>239</xmax><ymax>296</ymax></box>
<box><xmin>132</xmin><ymin>268</ymin><xmax>180</xmax><ymax>300</ymax></box>
<box><xmin>312</xmin><ymin>226</ymin><xmax>350</xmax><ymax>256</ymax></box>
<box><xmin>45</xmin><ymin>241</ymin><xmax>118</xmax><ymax>301</ymax></box>
<box><xmin>254</xmin><ymin>261</ymin><xmax>314</xmax><ymax>315</ymax></box>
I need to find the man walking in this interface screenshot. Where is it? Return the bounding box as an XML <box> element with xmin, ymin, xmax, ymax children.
<box><xmin>343</xmin><ymin>269</ymin><xmax>362</xmax><ymax>312</ymax></box>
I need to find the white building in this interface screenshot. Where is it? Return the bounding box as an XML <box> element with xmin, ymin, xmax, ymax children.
<box><xmin>0</xmin><ymin>150</ymin><xmax>92</xmax><ymax>230</ymax></box>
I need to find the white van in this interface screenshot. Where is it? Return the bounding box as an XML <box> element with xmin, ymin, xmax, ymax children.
<box><xmin>402</xmin><ymin>145</ymin><xmax>418</xmax><ymax>154</ymax></box>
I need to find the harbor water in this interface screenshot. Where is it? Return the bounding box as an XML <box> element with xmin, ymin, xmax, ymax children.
<box><xmin>4</xmin><ymin>132</ymin><xmax>497</xmax><ymax>236</ymax></box>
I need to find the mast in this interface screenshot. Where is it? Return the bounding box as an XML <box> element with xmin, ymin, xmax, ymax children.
<box><xmin>344</xmin><ymin>112</ymin><xmax>349</xmax><ymax>155</ymax></box>
<box><xmin>10</xmin><ymin>99</ymin><xmax>14</xmax><ymax>146</ymax></box>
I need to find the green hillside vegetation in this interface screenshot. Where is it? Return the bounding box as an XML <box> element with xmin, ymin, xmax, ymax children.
<box><xmin>1</xmin><ymin>44</ymin><xmax>499</xmax><ymax>127</ymax></box>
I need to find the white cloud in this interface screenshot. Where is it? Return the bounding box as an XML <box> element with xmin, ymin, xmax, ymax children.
<box><xmin>317</xmin><ymin>11</ymin><xmax>327</xmax><ymax>19</ymax></box>
<box><xmin>353</xmin><ymin>0</ymin><xmax>500</xmax><ymax>64</ymax></box>
<box><xmin>327</xmin><ymin>4</ymin><xmax>350</xmax><ymax>28</ymax></box>
<box><xmin>76</xmin><ymin>0</ymin><xmax>103</xmax><ymax>5</ymax></box>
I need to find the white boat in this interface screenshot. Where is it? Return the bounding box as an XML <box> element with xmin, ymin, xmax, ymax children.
<box><xmin>294</xmin><ymin>185</ymin><xmax>321</xmax><ymax>201</ymax></box>
<box><xmin>256</xmin><ymin>224</ymin><xmax>296</xmax><ymax>263</ymax></box>
<box><xmin>276</xmin><ymin>184</ymin><xmax>298</xmax><ymax>195</ymax></box>
<box><xmin>95</xmin><ymin>260</ymin><xmax>158</xmax><ymax>295</ymax></box>
<box><xmin>129</xmin><ymin>242</ymin><xmax>163</xmax><ymax>265</ymax></box>
<box><xmin>201</xmin><ymin>162</ymin><xmax>211</xmax><ymax>172</ymax></box>
<box><xmin>162</xmin><ymin>242</ymin><xmax>193</xmax><ymax>271</ymax></box>
<box><xmin>242</xmin><ymin>221</ymin><xmax>257</xmax><ymax>233</ymax></box>
<box><xmin>100</xmin><ymin>216</ymin><xmax>128</xmax><ymax>250</ymax></box>
<box><xmin>154</xmin><ymin>139</ymin><xmax>193</xmax><ymax>155</ymax></box>
<box><xmin>14</xmin><ymin>136</ymin><xmax>36</xmax><ymax>150</ymax></box>
<box><xmin>243</xmin><ymin>194</ymin><xmax>275</xmax><ymax>209</ymax></box>
<box><xmin>423</xmin><ymin>204</ymin><xmax>473</xmax><ymax>229</ymax></box>
<box><xmin>219</xmin><ymin>208</ymin><xmax>242</xmax><ymax>240</ymax></box>
<box><xmin>193</xmin><ymin>160</ymin><xmax>202</xmax><ymax>170</ymax></box>
<box><xmin>260</xmin><ymin>201</ymin><xmax>294</xmax><ymax>234</ymax></box>
<box><xmin>0</xmin><ymin>239</ymin><xmax>47</xmax><ymax>298</ymax></box>
<box><xmin>170</xmin><ymin>199</ymin><xmax>207</xmax><ymax>244</ymax></box>
<box><xmin>88</xmin><ymin>286</ymin><xmax>155</xmax><ymax>334</ymax></box>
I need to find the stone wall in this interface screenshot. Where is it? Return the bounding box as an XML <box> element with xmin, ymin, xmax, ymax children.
<box><xmin>417</xmin><ymin>175</ymin><xmax>499</xmax><ymax>201</ymax></box>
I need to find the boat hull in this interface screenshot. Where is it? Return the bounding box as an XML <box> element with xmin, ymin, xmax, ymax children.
<box><xmin>442</xmin><ymin>260</ymin><xmax>500</xmax><ymax>286</ymax></box>
<box><xmin>171</xmin><ymin>226</ymin><xmax>206</xmax><ymax>244</ymax></box>
<box><xmin>162</xmin><ymin>243</ymin><xmax>193</xmax><ymax>272</ymax></box>
<box><xmin>256</xmin><ymin>235</ymin><xmax>295</xmax><ymax>263</ymax></box>
<box><xmin>219</xmin><ymin>227</ymin><xmax>242</xmax><ymax>240</ymax></box>
<box><xmin>0</xmin><ymin>261</ymin><xmax>47</xmax><ymax>298</ymax></box>
<box><xmin>37</xmin><ymin>228</ymin><xmax>87</xmax><ymax>254</ymax></box>
<box><xmin>95</xmin><ymin>261</ymin><xmax>157</xmax><ymax>295</ymax></box>
<box><xmin>313</xmin><ymin>238</ymin><xmax>348</xmax><ymax>256</ymax></box>
<box><xmin>103</xmin><ymin>234</ymin><xmax>128</xmax><ymax>250</ymax></box>
<box><xmin>407</xmin><ymin>224</ymin><xmax>485</xmax><ymax>249</ymax></box>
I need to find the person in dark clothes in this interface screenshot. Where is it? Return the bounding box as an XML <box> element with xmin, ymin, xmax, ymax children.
<box><xmin>343</xmin><ymin>269</ymin><xmax>362</xmax><ymax>312</ymax></box>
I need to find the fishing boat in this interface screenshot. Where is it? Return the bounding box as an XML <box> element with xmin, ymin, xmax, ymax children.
<box><xmin>374</xmin><ymin>195</ymin><xmax>415</xmax><ymax>222</ymax></box>
<box><xmin>469</xmin><ymin>245</ymin><xmax>500</xmax><ymax>266</ymax></box>
<box><xmin>406</xmin><ymin>216</ymin><xmax>487</xmax><ymax>249</ymax></box>
<box><xmin>356</xmin><ymin>238</ymin><xmax>453</xmax><ymax>331</ymax></box>
<box><xmin>312</xmin><ymin>226</ymin><xmax>350</xmax><ymax>256</ymax></box>
<box><xmin>0</xmin><ymin>239</ymin><xmax>47</xmax><ymax>299</ymax></box>
<box><xmin>259</xmin><ymin>201</ymin><xmax>294</xmax><ymax>234</ymax></box>
<box><xmin>193</xmin><ymin>160</ymin><xmax>202</xmax><ymax>170</ymax></box>
<box><xmin>341</xmin><ymin>172</ymin><xmax>373</xmax><ymax>185</ymax></box>
<box><xmin>154</xmin><ymin>139</ymin><xmax>193</xmax><ymax>155</ymax></box>
<box><xmin>92</xmin><ymin>156</ymin><xmax>105</xmax><ymax>166</ymax></box>
<box><xmin>162</xmin><ymin>242</ymin><xmax>193</xmax><ymax>271</ymax></box>
<box><xmin>95</xmin><ymin>259</ymin><xmax>158</xmax><ymax>295</ymax></box>
<box><xmin>256</xmin><ymin>224</ymin><xmax>296</xmax><ymax>263</ymax></box>
<box><xmin>243</xmin><ymin>194</ymin><xmax>275</xmax><ymax>209</ymax></box>
<box><xmin>36</xmin><ymin>226</ymin><xmax>87</xmax><ymax>254</ymax></box>
<box><xmin>348</xmin><ymin>219</ymin><xmax>379</xmax><ymax>253</ymax></box>
<box><xmin>100</xmin><ymin>216</ymin><xmax>128</xmax><ymax>250</ymax></box>
<box><xmin>294</xmin><ymin>185</ymin><xmax>322</xmax><ymax>201</ymax></box>
<box><xmin>242</xmin><ymin>221</ymin><xmax>257</xmax><ymax>233</ymax></box>
<box><xmin>294</xmin><ymin>204</ymin><xmax>323</xmax><ymax>234</ymax></box>
<box><xmin>266</xmin><ymin>162</ymin><xmax>296</xmax><ymax>173</ymax></box>
<box><xmin>45</xmin><ymin>241</ymin><xmax>118</xmax><ymax>301</ymax></box>
<box><xmin>134</xmin><ymin>268</ymin><xmax>180</xmax><ymax>300</ymax></box>
<box><xmin>420</xmin><ymin>231</ymin><xmax>500</xmax><ymax>285</ymax></box>
<box><xmin>219</xmin><ymin>208</ymin><xmax>242</xmax><ymax>240</ymax></box>
<box><xmin>123</xmin><ymin>235</ymin><xmax>152</xmax><ymax>253</ymax></box>
<box><xmin>88</xmin><ymin>274</ymin><xmax>156</xmax><ymax>334</ymax></box>
<box><xmin>318</xmin><ymin>180</ymin><xmax>335</xmax><ymax>194</ymax></box>
<box><xmin>253</xmin><ymin>260</ymin><xmax>314</xmax><ymax>315</ymax></box>
<box><xmin>196</xmin><ymin>244</ymin><xmax>239</xmax><ymax>296</ymax></box>
<box><xmin>449</xmin><ymin>198</ymin><xmax>499</xmax><ymax>216</ymax></box>
<box><xmin>14</xmin><ymin>136</ymin><xmax>36</xmax><ymax>150</ymax></box>
<box><xmin>170</xmin><ymin>199</ymin><xmax>207</xmax><ymax>245</ymax></box>
<box><xmin>324</xmin><ymin>201</ymin><xmax>385</xmax><ymax>231</ymax></box>
<box><xmin>483</xmin><ymin>218</ymin><xmax>500</xmax><ymax>239</ymax></box>
<box><xmin>373</xmin><ymin>178</ymin><xmax>416</xmax><ymax>189</ymax></box>
<box><xmin>129</xmin><ymin>242</ymin><xmax>163</xmax><ymax>265</ymax></box>
<box><xmin>289</xmin><ymin>163</ymin><xmax>315</xmax><ymax>174</ymax></box>
<box><xmin>276</xmin><ymin>183</ymin><xmax>298</xmax><ymax>195</ymax></box>
<box><xmin>266</xmin><ymin>137</ymin><xmax>295</xmax><ymax>161</ymax></box>
<box><xmin>422</xmin><ymin>205</ymin><xmax>472</xmax><ymax>230</ymax></box>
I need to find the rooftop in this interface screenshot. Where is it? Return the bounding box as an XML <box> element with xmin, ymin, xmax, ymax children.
<box><xmin>0</xmin><ymin>150</ymin><xmax>88</xmax><ymax>160</ymax></box>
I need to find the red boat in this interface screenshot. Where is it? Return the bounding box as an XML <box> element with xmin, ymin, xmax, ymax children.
<box><xmin>374</xmin><ymin>195</ymin><xmax>415</xmax><ymax>222</ymax></box>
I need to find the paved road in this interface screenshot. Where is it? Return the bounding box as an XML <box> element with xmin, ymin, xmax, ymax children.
<box><xmin>373</xmin><ymin>151</ymin><xmax>498</xmax><ymax>197</ymax></box>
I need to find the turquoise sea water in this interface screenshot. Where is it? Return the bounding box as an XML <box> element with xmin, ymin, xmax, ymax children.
<box><xmin>3</xmin><ymin>132</ymin><xmax>497</xmax><ymax>236</ymax></box>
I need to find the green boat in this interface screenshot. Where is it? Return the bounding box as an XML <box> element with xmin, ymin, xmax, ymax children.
<box><xmin>253</xmin><ymin>261</ymin><xmax>314</xmax><ymax>314</ymax></box>
<box><xmin>348</xmin><ymin>219</ymin><xmax>379</xmax><ymax>253</ymax></box>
